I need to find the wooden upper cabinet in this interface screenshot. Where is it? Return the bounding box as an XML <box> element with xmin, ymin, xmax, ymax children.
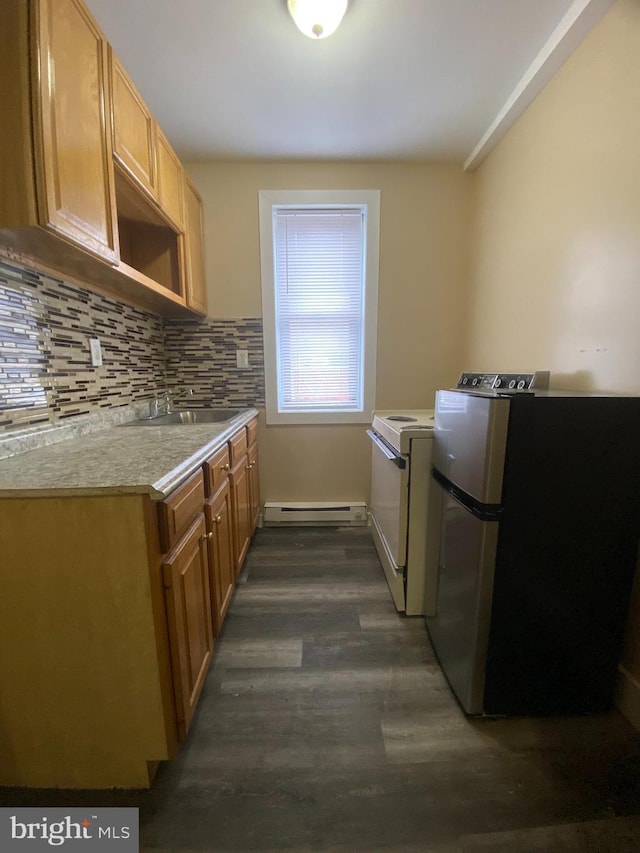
<box><xmin>157</xmin><ymin>129</ymin><xmax>185</xmax><ymax>231</ymax></box>
<box><xmin>33</xmin><ymin>0</ymin><xmax>119</xmax><ymax>262</ymax></box>
<box><xmin>110</xmin><ymin>48</ymin><xmax>158</xmax><ymax>199</ymax></box>
<box><xmin>0</xmin><ymin>0</ymin><xmax>208</xmax><ymax>317</ymax></box>
<box><xmin>184</xmin><ymin>178</ymin><xmax>207</xmax><ymax>315</ymax></box>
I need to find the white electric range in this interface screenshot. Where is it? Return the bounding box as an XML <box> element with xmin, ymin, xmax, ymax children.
<box><xmin>367</xmin><ymin>410</ymin><xmax>439</xmax><ymax>614</ymax></box>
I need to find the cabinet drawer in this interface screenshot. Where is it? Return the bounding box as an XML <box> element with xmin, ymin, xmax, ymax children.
<box><xmin>246</xmin><ymin>416</ymin><xmax>258</xmax><ymax>449</ymax></box>
<box><xmin>229</xmin><ymin>428</ymin><xmax>248</xmax><ymax>464</ymax></box>
<box><xmin>157</xmin><ymin>469</ymin><xmax>205</xmax><ymax>552</ymax></box>
<box><xmin>203</xmin><ymin>443</ymin><xmax>231</xmax><ymax>497</ymax></box>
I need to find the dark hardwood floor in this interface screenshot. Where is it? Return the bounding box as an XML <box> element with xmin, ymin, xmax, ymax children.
<box><xmin>3</xmin><ymin>526</ymin><xmax>640</xmax><ymax>851</ymax></box>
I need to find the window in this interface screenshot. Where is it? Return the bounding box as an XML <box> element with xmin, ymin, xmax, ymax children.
<box><xmin>259</xmin><ymin>190</ymin><xmax>380</xmax><ymax>424</ymax></box>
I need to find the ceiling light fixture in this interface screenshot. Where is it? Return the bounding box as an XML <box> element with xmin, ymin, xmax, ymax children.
<box><xmin>287</xmin><ymin>0</ymin><xmax>348</xmax><ymax>40</ymax></box>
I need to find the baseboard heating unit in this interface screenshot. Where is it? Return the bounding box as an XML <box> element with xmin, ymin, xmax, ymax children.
<box><xmin>263</xmin><ymin>502</ymin><xmax>368</xmax><ymax>526</ymax></box>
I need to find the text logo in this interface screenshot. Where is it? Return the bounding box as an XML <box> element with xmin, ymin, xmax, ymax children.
<box><xmin>0</xmin><ymin>808</ymin><xmax>138</xmax><ymax>851</ymax></box>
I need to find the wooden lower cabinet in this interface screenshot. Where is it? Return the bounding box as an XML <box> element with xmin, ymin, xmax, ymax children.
<box><xmin>162</xmin><ymin>513</ymin><xmax>214</xmax><ymax>740</ymax></box>
<box><xmin>230</xmin><ymin>452</ymin><xmax>251</xmax><ymax>576</ymax></box>
<box><xmin>157</xmin><ymin>467</ymin><xmax>206</xmax><ymax>551</ymax></box>
<box><xmin>0</xmin><ymin>493</ymin><xmax>180</xmax><ymax>789</ymax></box>
<box><xmin>0</xmin><ymin>423</ymin><xmax>258</xmax><ymax>789</ymax></box>
<box><xmin>203</xmin><ymin>420</ymin><xmax>261</xmax><ymax>634</ymax></box>
<box><xmin>248</xmin><ymin>440</ymin><xmax>260</xmax><ymax>534</ymax></box>
<box><xmin>205</xmin><ymin>479</ymin><xmax>235</xmax><ymax>634</ymax></box>
<box><xmin>228</xmin><ymin>417</ymin><xmax>260</xmax><ymax>576</ymax></box>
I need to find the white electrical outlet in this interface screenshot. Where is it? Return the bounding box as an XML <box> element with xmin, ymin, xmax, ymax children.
<box><xmin>236</xmin><ymin>350</ymin><xmax>249</xmax><ymax>369</ymax></box>
<box><xmin>89</xmin><ymin>337</ymin><xmax>103</xmax><ymax>367</ymax></box>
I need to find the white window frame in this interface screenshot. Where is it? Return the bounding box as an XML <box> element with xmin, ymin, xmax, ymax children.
<box><xmin>258</xmin><ymin>189</ymin><xmax>379</xmax><ymax>425</ymax></box>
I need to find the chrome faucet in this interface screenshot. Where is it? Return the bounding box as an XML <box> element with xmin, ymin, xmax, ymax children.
<box><xmin>148</xmin><ymin>390</ymin><xmax>173</xmax><ymax>418</ymax></box>
<box><xmin>147</xmin><ymin>388</ymin><xmax>195</xmax><ymax>418</ymax></box>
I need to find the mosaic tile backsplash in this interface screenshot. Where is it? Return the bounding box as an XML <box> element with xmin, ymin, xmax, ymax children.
<box><xmin>0</xmin><ymin>259</ymin><xmax>264</xmax><ymax>432</ymax></box>
<box><xmin>164</xmin><ymin>318</ymin><xmax>265</xmax><ymax>408</ymax></box>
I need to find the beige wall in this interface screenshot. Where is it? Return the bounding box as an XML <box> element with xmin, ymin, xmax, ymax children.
<box><xmin>467</xmin><ymin>0</ymin><xmax>640</xmax><ymax>393</ymax></box>
<box><xmin>186</xmin><ymin>161</ymin><xmax>473</xmax><ymax>502</ymax></box>
<box><xmin>467</xmin><ymin>0</ymin><xmax>640</xmax><ymax>723</ymax></box>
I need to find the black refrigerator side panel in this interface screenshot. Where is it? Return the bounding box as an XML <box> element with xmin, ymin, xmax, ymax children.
<box><xmin>484</xmin><ymin>395</ymin><xmax>640</xmax><ymax>715</ymax></box>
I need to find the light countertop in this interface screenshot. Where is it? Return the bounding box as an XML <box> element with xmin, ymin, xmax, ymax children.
<box><xmin>0</xmin><ymin>408</ymin><xmax>259</xmax><ymax>500</ymax></box>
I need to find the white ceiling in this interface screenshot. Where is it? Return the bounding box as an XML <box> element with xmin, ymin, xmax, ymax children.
<box><xmin>85</xmin><ymin>0</ymin><xmax>612</xmax><ymax>167</ymax></box>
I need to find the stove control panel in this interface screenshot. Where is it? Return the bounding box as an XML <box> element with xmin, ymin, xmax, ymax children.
<box><xmin>456</xmin><ymin>371</ymin><xmax>550</xmax><ymax>393</ymax></box>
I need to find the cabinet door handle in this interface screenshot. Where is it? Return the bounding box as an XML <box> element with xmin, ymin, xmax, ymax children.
<box><xmin>215</xmin><ymin>515</ymin><xmax>222</xmax><ymax>524</ymax></box>
<box><xmin>202</xmin><ymin>531</ymin><xmax>213</xmax><ymax>542</ymax></box>
<box><xmin>221</xmin><ymin>463</ymin><xmax>230</xmax><ymax>471</ymax></box>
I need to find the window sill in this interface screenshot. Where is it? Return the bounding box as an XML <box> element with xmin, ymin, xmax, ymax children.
<box><xmin>265</xmin><ymin>410</ymin><xmax>373</xmax><ymax>426</ymax></box>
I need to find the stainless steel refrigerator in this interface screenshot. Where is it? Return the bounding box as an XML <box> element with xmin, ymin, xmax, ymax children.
<box><xmin>426</xmin><ymin>384</ymin><xmax>640</xmax><ymax>716</ymax></box>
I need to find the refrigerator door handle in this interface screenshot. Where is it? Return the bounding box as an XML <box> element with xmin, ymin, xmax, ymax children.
<box><xmin>432</xmin><ymin>468</ymin><xmax>502</xmax><ymax>521</ymax></box>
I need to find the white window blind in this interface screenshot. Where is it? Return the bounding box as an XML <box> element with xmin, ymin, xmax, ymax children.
<box><xmin>273</xmin><ymin>207</ymin><xmax>365</xmax><ymax>413</ymax></box>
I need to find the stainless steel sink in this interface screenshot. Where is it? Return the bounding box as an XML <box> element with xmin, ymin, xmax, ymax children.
<box><xmin>121</xmin><ymin>409</ymin><xmax>242</xmax><ymax>426</ymax></box>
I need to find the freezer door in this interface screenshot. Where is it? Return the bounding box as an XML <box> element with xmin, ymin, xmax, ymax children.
<box><xmin>433</xmin><ymin>390</ymin><xmax>510</xmax><ymax>504</ymax></box>
<box><xmin>426</xmin><ymin>479</ymin><xmax>499</xmax><ymax>714</ymax></box>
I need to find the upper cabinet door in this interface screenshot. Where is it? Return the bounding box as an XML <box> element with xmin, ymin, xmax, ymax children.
<box><xmin>110</xmin><ymin>48</ymin><xmax>158</xmax><ymax>199</ymax></box>
<box><xmin>34</xmin><ymin>0</ymin><xmax>119</xmax><ymax>263</ymax></box>
<box><xmin>184</xmin><ymin>178</ymin><xmax>207</xmax><ymax>315</ymax></box>
<box><xmin>157</xmin><ymin>129</ymin><xmax>185</xmax><ymax>231</ymax></box>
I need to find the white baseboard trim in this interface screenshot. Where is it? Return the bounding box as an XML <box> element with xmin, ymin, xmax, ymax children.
<box><xmin>615</xmin><ymin>664</ymin><xmax>640</xmax><ymax>731</ymax></box>
<box><xmin>263</xmin><ymin>501</ymin><xmax>367</xmax><ymax>526</ymax></box>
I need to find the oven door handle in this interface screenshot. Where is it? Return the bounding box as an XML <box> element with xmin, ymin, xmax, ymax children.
<box><xmin>366</xmin><ymin>429</ymin><xmax>406</xmax><ymax>469</ymax></box>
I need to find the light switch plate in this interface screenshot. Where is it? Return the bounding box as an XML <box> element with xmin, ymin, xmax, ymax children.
<box><xmin>236</xmin><ymin>350</ymin><xmax>249</xmax><ymax>369</ymax></box>
<box><xmin>89</xmin><ymin>337</ymin><xmax>103</xmax><ymax>367</ymax></box>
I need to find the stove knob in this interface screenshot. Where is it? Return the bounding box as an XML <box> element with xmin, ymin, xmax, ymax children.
<box><xmin>495</xmin><ymin>378</ymin><xmax>502</xmax><ymax>387</ymax></box>
<box><xmin>472</xmin><ymin>378</ymin><xmax>479</xmax><ymax>386</ymax></box>
<box><xmin>517</xmin><ymin>380</ymin><xmax>526</xmax><ymax>390</ymax></box>
<box><xmin>509</xmin><ymin>380</ymin><xmax>516</xmax><ymax>389</ymax></box>
<box><xmin>462</xmin><ymin>377</ymin><xmax>468</xmax><ymax>385</ymax></box>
